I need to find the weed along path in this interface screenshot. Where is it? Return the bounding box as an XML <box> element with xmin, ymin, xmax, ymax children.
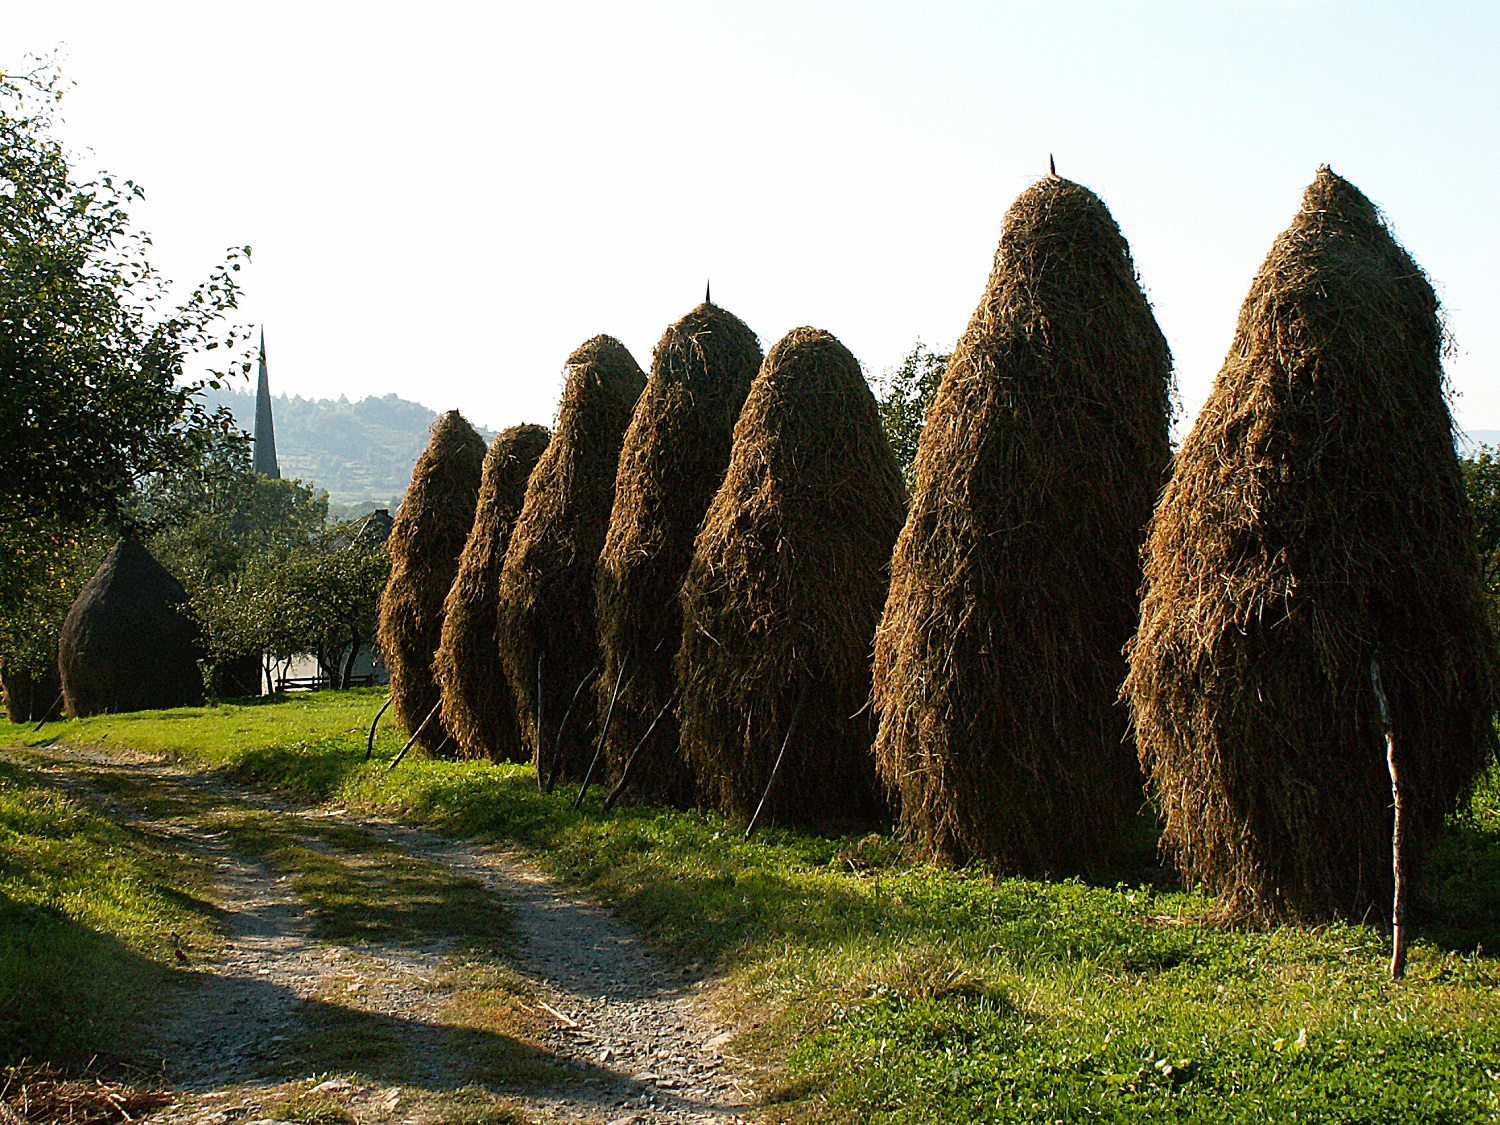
<box><xmin>13</xmin><ymin>745</ymin><xmax>751</xmax><ymax>1125</ymax></box>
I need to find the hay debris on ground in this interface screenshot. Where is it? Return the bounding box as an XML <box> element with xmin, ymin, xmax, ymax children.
<box><xmin>0</xmin><ymin>1064</ymin><xmax>172</xmax><ymax>1125</ymax></box>
<box><xmin>57</xmin><ymin>537</ymin><xmax>206</xmax><ymax>718</ymax></box>
<box><xmin>377</xmin><ymin>410</ymin><xmax>487</xmax><ymax>755</ymax></box>
<box><xmin>676</xmin><ymin>326</ymin><xmax>907</xmax><ymax>829</ymax></box>
<box><xmin>1124</xmin><ymin>167</ymin><xmax>1500</xmax><ymax>924</ymax></box>
<box><xmin>872</xmin><ymin>175</ymin><xmax>1173</xmax><ymax>876</ymax></box>
<box><xmin>593</xmin><ymin>302</ymin><xmax>762</xmax><ymax>806</ymax></box>
<box><xmin>433</xmin><ymin>423</ymin><xmax>551</xmax><ymax>762</ymax></box>
<box><xmin>497</xmin><ymin>336</ymin><xmax>647</xmax><ymax>782</ymax></box>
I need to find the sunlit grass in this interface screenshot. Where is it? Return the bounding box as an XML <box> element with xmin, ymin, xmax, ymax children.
<box><xmin>13</xmin><ymin>693</ymin><xmax>1500</xmax><ymax>1121</ymax></box>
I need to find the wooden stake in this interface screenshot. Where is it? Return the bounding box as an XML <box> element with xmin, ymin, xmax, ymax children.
<box><xmin>1370</xmin><ymin>653</ymin><xmax>1407</xmax><ymax>981</ymax></box>
<box><xmin>603</xmin><ymin>684</ymin><xmax>683</xmax><ymax>812</ymax></box>
<box><xmin>386</xmin><ymin>699</ymin><xmax>442</xmax><ymax>773</ymax></box>
<box><xmin>575</xmin><ymin>650</ymin><xmax>629</xmax><ymax>810</ymax></box>
<box><xmin>547</xmin><ymin>661</ymin><xmax>599</xmax><ymax>795</ymax></box>
<box><xmin>364</xmin><ymin>694</ymin><xmax>393</xmax><ymax>761</ymax></box>
<box><xmin>534</xmin><ymin>653</ymin><xmax>546</xmax><ymax>791</ymax></box>
<box><xmin>745</xmin><ymin>687</ymin><xmax>807</xmax><ymax>839</ymax></box>
<box><xmin>32</xmin><ymin>691</ymin><xmax>64</xmax><ymax>732</ymax></box>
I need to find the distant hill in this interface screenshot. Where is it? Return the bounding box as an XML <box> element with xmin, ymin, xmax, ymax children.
<box><xmin>200</xmin><ymin>387</ymin><xmax>495</xmax><ymax>509</ymax></box>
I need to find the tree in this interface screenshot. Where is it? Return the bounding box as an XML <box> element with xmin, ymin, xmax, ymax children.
<box><xmin>195</xmin><ymin>535</ymin><xmax>389</xmax><ymax>691</ymax></box>
<box><xmin>0</xmin><ymin>61</ymin><xmax>252</xmax><ymax>548</ymax></box>
<box><xmin>1462</xmin><ymin>447</ymin><xmax>1500</xmax><ymax>608</ymax></box>
<box><xmin>873</xmin><ymin>343</ymin><xmax>948</xmax><ymax>483</ymax></box>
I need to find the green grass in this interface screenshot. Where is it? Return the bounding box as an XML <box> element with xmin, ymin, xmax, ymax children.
<box><xmin>12</xmin><ymin>692</ymin><xmax>1500</xmax><ymax>1122</ymax></box>
<box><xmin>0</xmin><ymin>756</ymin><xmax>221</xmax><ymax>1063</ymax></box>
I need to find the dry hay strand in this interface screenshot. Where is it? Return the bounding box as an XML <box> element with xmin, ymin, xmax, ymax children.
<box><xmin>1124</xmin><ymin>166</ymin><xmax>1500</xmax><ymax>924</ymax></box>
<box><xmin>594</xmin><ymin>302</ymin><xmax>762</xmax><ymax>806</ymax></box>
<box><xmin>872</xmin><ymin>175</ymin><xmax>1173</xmax><ymax>876</ymax></box>
<box><xmin>433</xmin><ymin>423</ymin><xmax>551</xmax><ymax>761</ymax></box>
<box><xmin>377</xmin><ymin>409</ymin><xmax>487</xmax><ymax>755</ymax></box>
<box><xmin>0</xmin><ymin>1064</ymin><xmax>172</xmax><ymax>1125</ymax></box>
<box><xmin>676</xmin><ymin>327</ymin><xmax>907</xmax><ymax>829</ymax></box>
<box><xmin>497</xmin><ymin>336</ymin><xmax>647</xmax><ymax>781</ymax></box>
<box><xmin>0</xmin><ymin>656</ymin><xmax>61</xmax><ymax>724</ymax></box>
<box><xmin>57</xmin><ymin>538</ymin><xmax>205</xmax><ymax>718</ymax></box>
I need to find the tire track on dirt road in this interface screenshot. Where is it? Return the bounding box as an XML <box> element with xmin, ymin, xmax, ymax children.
<box><xmin>13</xmin><ymin>746</ymin><xmax>754</xmax><ymax>1125</ymax></box>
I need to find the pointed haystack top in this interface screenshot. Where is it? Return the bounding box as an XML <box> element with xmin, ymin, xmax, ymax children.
<box><xmin>253</xmin><ymin>328</ymin><xmax>280</xmax><ymax>479</ymax></box>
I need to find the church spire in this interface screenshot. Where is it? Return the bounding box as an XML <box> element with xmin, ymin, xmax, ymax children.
<box><xmin>253</xmin><ymin>328</ymin><xmax>280</xmax><ymax>479</ymax></box>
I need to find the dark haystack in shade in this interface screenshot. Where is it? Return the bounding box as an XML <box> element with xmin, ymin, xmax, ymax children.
<box><xmin>497</xmin><ymin>337</ymin><xmax>647</xmax><ymax>781</ymax></box>
<box><xmin>676</xmin><ymin>328</ymin><xmax>907</xmax><ymax>828</ymax></box>
<box><xmin>433</xmin><ymin>423</ymin><xmax>551</xmax><ymax>762</ymax></box>
<box><xmin>1</xmin><ymin>656</ymin><xmax>61</xmax><ymax>723</ymax></box>
<box><xmin>594</xmin><ymin>303</ymin><xmax>762</xmax><ymax>805</ymax></box>
<box><xmin>57</xmin><ymin>537</ymin><xmax>205</xmax><ymax>717</ymax></box>
<box><xmin>1124</xmin><ymin>167</ymin><xmax>1500</xmax><ymax>924</ymax></box>
<box><xmin>872</xmin><ymin>176</ymin><xmax>1173</xmax><ymax>875</ymax></box>
<box><xmin>377</xmin><ymin>410</ymin><xmax>487</xmax><ymax>755</ymax></box>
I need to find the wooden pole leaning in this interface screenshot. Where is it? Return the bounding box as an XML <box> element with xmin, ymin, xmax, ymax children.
<box><xmin>1370</xmin><ymin>652</ymin><xmax>1407</xmax><ymax>981</ymax></box>
<box><xmin>744</xmin><ymin>686</ymin><xmax>807</xmax><ymax>840</ymax></box>
<box><xmin>603</xmin><ymin>684</ymin><xmax>683</xmax><ymax>812</ymax></box>
<box><xmin>387</xmin><ymin>698</ymin><xmax>442</xmax><ymax>773</ymax></box>
<box><xmin>575</xmin><ymin>649</ymin><xmax>629</xmax><ymax>810</ymax></box>
<box><xmin>365</xmin><ymin>694</ymin><xmax>394</xmax><ymax>760</ymax></box>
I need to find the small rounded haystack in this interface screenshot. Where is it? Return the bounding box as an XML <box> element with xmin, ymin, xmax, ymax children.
<box><xmin>377</xmin><ymin>410</ymin><xmax>487</xmax><ymax>754</ymax></box>
<box><xmin>1</xmin><ymin>656</ymin><xmax>61</xmax><ymax>724</ymax></box>
<box><xmin>872</xmin><ymin>176</ymin><xmax>1173</xmax><ymax>875</ymax></box>
<box><xmin>676</xmin><ymin>328</ymin><xmax>906</xmax><ymax>829</ymax></box>
<box><xmin>497</xmin><ymin>336</ymin><xmax>647</xmax><ymax>782</ymax></box>
<box><xmin>58</xmin><ymin>537</ymin><xmax>205</xmax><ymax>716</ymax></box>
<box><xmin>433</xmin><ymin>423</ymin><xmax>550</xmax><ymax>762</ymax></box>
<box><xmin>1125</xmin><ymin>167</ymin><xmax>1500</xmax><ymax>924</ymax></box>
<box><xmin>594</xmin><ymin>303</ymin><xmax>762</xmax><ymax>805</ymax></box>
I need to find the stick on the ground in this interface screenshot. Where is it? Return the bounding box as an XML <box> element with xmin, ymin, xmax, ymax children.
<box><xmin>1370</xmin><ymin>651</ymin><xmax>1407</xmax><ymax>981</ymax></box>
<box><xmin>537</xmin><ymin>1001</ymin><xmax>579</xmax><ymax>1028</ymax></box>
<box><xmin>364</xmin><ymin>694</ymin><xmax>393</xmax><ymax>760</ymax></box>
<box><xmin>575</xmin><ymin>650</ymin><xmax>629</xmax><ymax>810</ymax></box>
<box><xmin>546</xmin><ymin>661</ymin><xmax>599</xmax><ymax>795</ymax></box>
<box><xmin>603</xmin><ymin>684</ymin><xmax>683</xmax><ymax>812</ymax></box>
<box><xmin>534</xmin><ymin>653</ymin><xmax>546</xmax><ymax>791</ymax></box>
<box><xmin>745</xmin><ymin>687</ymin><xmax>807</xmax><ymax>839</ymax></box>
<box><xmin>387</xmin><ymin>699</ymin><xmax>442</xmax><ymax>773</ymax></box>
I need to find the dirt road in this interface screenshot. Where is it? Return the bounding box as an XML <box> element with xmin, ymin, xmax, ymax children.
<box><xmin>16</xmin><ymin>747</ymin><xmax>753</xmax><ymax>1125</ymax></box>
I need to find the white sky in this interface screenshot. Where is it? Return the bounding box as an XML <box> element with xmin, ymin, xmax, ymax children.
<box><xmin>8</xmin><ymin>1</ymin><xmax>1499</xmax><ymax>434</ymax></box>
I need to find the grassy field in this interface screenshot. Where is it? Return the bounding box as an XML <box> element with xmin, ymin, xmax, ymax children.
<box><xmin>6</xmin><ymin>689</ymin><xmax>1500</xmax><ymax>1122</ymax></box>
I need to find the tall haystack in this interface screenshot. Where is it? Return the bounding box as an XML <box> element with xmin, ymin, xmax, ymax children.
<box><xmin>1</xmin><ymin>656</ymin><xmax>61</xmax><ymax>724</ymax></box>
<box><xmin>58</xmin><ymin>537</ymin><xmax>205</xmax><ymax>716</ymax></box>
<box><xmin>497</xmin><ymin>336</ymin><xmax>646</xmax><ymax>782</ymax></box>
<box><xmin>676</xmin><ymin>327</ymin><xmax>906</xmax><ymax>828</ymax></box>
<box><xmin>377</xmin><ymin>410</ymin><xmax>487</xmax><ymax>754</ymax></box>
<box><xmin>872</xmin><ymin>176</ymin><xmax>1173</xmax><ymax>875</ymax></box>
<box><xmin>1124</xmin><ymin>167</ymin><xmax>1500</xmax><ymax>924</ymax></box>
<box><xmin>433</xmin><ymin>423</ymin><xmax>550</xmax><ymax>762</ymax></box>
<box><xmin>594</xmin><ymin>303</ymin><xmax>762</xmax><ymax>805</ymax></box>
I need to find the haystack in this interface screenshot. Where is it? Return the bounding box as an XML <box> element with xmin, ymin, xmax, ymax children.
<box><xmin>872</xmin><ymin>176</ymin><xmax>1173</xmax><ymax>875</ymax></box>
<box><xmin>57</xmin><ymin>537</ymin><xmax>205</xmax><ymax>716</ymax></box>
<box><xmin>433</xmin><ymin>423</ymin><xmax>550</xmax><ymax>761</ymax></box>
<box><xmin>497</xmin><ymin>336</ymin><xmax>646</xmax><ymax>781</ymax></box>
<box><xmin>1124</xmin><ymin>167</ymin><xmax>1500</xmax><ymax>923</ymax></box>
<box><xmin>1</xmin><ymin>656</ymin><xmax>60</xmax><ymax>724</ymax></box>
<box><xmin>676</xmin><ymin>327</ymin><xmax>906</xmax><ymax>828</ymax></box>
<box><xmin>377</xmin><ymin>410</ymin><xmax>487</xmax><ymax>754</ymax></box>
<box><xmin>594</xmin><ymin>303</ymin><xmax>762</xmax><ymax>805</ymax></box>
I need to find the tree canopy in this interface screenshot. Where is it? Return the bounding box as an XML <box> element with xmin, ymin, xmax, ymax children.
<box><xmin>0</xmin><ymin>62</ymin><xmax>251</xmax><ymax>539</ymax></box>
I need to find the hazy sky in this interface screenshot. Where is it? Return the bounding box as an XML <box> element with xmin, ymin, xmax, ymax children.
<box><xmin>8</xmin><ymin>2</ymin><xmax>1499</xmax><ymax>434</ymax></box>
